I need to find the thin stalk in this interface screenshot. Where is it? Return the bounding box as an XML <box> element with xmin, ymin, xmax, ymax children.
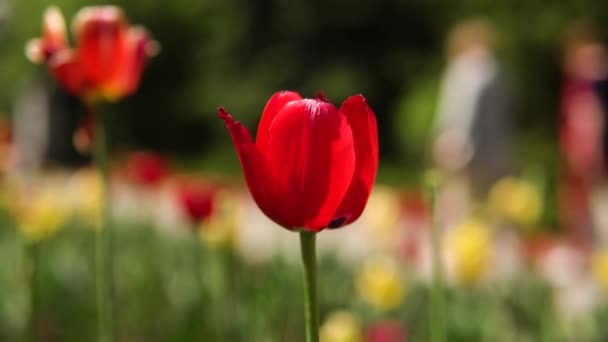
<box><xmin>23</xmin><ymin>241</ymin><xmax>40</xmax><ymax>342</ymax></box>
<box><xmin>192</xmin><ymin>230</ymin><xmax>204</xmax><ymax>292</ymax></box>
<box><xmin>189</xmin><ymin>228</ymin><xmax>206</xmax><ymax>339</ymax></box>
<box><xmin>222</xmin><ymin>247</ymin><xmax>237</xmax><ymax>340</ymax></box>
<box><xmin>299</xmin><ymin>231</ymin><xmax>319</xmax><ymax>342</ymax></box>
<box><xmin>93</xmin><ymin>107</ymin><xmax>114</xmax><ymax>342</ymax></box>
<box><xmin>427</xmin><ymin>172</ymin><xmax>445</xmax><ymax>342</ymax></box>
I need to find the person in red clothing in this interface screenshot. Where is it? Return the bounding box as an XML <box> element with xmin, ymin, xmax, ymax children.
<box><xmin>558</xmin><ymin>21</ymin><xmax>608</xmax><ymax>244</ymax></box>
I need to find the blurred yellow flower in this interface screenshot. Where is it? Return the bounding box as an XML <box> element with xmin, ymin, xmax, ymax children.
<box><xmin>363</xmin><ymin>186</ymin><xmax>402</xmax><ymax>249</ymax></box>
<box><xmin>199</xmin><ymin>189</ymin><xmax>241</xmax><ymax>248</ymax></box>
<box><xmin>448</xmin><ymin>219</ymin><xmax>492</xmax><ymax>285</ymax></box>
<box><xmin>488</xmin><ymin>177</ymin><xmax>542</xmax><ymax>228</ymax></box>
<box><xmin>320</xmin><ymin>310</ymin><xmax>362</xmax><ymax>342</ymax></box>
<box><xmin>357</xmin><ymin>256</ymin><xmax>405</xmax><ymax>312</ymax></box>
<box><xmin>68</xmin><ymin>169</ymin><xmax>103</xmax><ymax>229</ymax></box>
<box><xmin>592</xmin><ymin>250</ymin><xmax>608</xmax><ymax>292</ymax></box>
<box><xmin>12</xmin><ymin>182</ymin><xmax>69</xmax><ymax>242</ymax></box>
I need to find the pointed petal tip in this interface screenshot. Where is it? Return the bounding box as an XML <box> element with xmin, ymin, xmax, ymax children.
<box><xmin>315</xmin><ymin>90</ymin><xmax>330</xmax><ymax>103</ymax></box>
<box><xmin>219</xmin><ymin>107</ymin><xmax>238</xmax><ymax>127</ymax></box>
<box><xmin>44</xmin><ymin>5</ymin><xmax>64</xmax><ymax>23</ymax></box>
<box><xmin>341</xmin><ymin>94</ymin><xmax>374</xmax><ymax>117</ymax></box>
<box><xmin>218</xmin><ymin>106</ymin><xmax>229</xmax><ymax>119</ymax></box>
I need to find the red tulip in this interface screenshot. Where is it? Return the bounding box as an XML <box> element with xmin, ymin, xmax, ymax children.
<box><xmin>176</xmin><ymin>181</ymin><xmax>215</xmax><ymax>225</ymax></box>
<box><xmin>219</xmin><ymin>91</ymin><xmax>378</xmax><ymax>232</ymax></box>
<box><xmin>26</xmin><ymin>6</ymin><xmax>158</xmax><ymax>103</ymax></box>
<box><xmin>126</xmin><ymin>151</ymin><xmax>170</xmax><ymax>187</ymax></box>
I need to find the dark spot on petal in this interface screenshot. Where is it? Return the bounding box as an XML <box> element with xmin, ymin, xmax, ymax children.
<box><xmin>328</xmin><ymin>216</ymin><xmax>347</xmax><ymax>229</ymax></box>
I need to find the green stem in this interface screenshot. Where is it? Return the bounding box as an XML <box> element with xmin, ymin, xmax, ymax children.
<box><xmin>24</xmin><ymin>241</ymin><xmax>40</xmax><ymax>342</ymax></box>
<box><xmin>428</xmin><ymin>176</ymin><xmax>445</xmax><ymax>342</ymax></box>
<box><xmin>192</xmin><ymin>230</ymin><xmax>204</xmax><ymax>291</ymax></box>
<box><xmin>222</xmin><ymin>247</ymin><xmax>236</xmax><ymax>340</ymax></box>
<box><xmin>189</xmin><ymin>228</ymin><xmax>206</xmax><ymax>339</ymax></box>
<box><xmin>299</xmin><ymin>231</ymin><xmax>319</xmax><ymax>342</ymax></box>
<box><xmin>93</xmin><ymin>107</ymin><xmax>114</xmax><ymax>342</ymax></box>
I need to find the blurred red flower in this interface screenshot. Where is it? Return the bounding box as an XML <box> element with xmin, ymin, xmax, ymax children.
<box><xmin>26</xmin><ymin>5</ymin><xmax>158</xmax><ymax>103</ymax></box>
<box><xmin>219</xmin><ymin>91</ymin><xmax>378</xmax><ymax>232</ymax></box>
<box><xmin>176</xmin><ymin>180</ymin><xmax>215</xmax><ymax>225</ymax></box>
<box><xmin>126</xmin><ymin>151</ymin><xmax>170</xmax><ymax>187</ymax></box>
<box><xmin>365</xmin><ymin>320</ymin><xmax>407</xmax><ymax>342</ymax></box>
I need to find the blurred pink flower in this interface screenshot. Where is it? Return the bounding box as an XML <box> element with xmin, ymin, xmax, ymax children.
<box><xmin>365</xmin><ymin>320</ymin><xmax>407</xmax><ymax>342</ymax></box>
<box><xmin>126</xmin><ymin>151</ymin><xmax>170</xmax><ymax>187</ymax></box>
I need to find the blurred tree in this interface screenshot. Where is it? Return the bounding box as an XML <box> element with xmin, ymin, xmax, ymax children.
<box><xmin>0</xmin><ymin>0</ymin><xmax>607</xmax><ymax>176</ymax></box>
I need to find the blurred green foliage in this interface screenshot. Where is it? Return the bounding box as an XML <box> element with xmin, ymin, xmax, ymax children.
<box><xmin>0</xmin><ymin>0</ymin><xmax>607</xmax><ymax>174</ymax></box>
<box><xmin>0</xmin><ymin>214</ymin><xmax>607</xmax><ymax>341</ymax></box>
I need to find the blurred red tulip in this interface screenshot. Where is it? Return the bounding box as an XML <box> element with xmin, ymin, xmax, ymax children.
<box><xmin>126</xmin><ymin>151</ymin><xmax>170</xmax><ymax>187</ymax></box>
<box><xmin>176</xmin><ymin>181</ymin><xmax>215</xmax><ymax>225</ymax></box>
<box><xmin>219</xmin><ymin>91</ymin><xmax>378</xmax><ymax>232</ymax></box>
<box><xmin>27</xmin><ymin>6</ymin><xmax>158</xmax><ymax>103</ymax></box>
<box><xmin>365</xmin><ymin>321</ymin><xmax>407</xmax><ymax>342</ymax></box>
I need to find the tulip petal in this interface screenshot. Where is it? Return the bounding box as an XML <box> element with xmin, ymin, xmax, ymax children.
<box><xmin>330</xmin><ymin>95</ymin><xmax>378</xmax><ymax>228</ymax></box>
<box><xmin>256</xmin><ymin>91</ymin><xmax>302</xmax><ymax>153</ymax></box>
<box><xmin>25</xmin><ymin>38</ymin><xmax>45</xmax><ymax>64</ymax></box>
<box><xmin>106</xmin><ymin>26</ymin><xmax>157</xmax><ymax>100</ymax></box>
<box><xmin>26</xmin><ymin>6</ymin><xmax>67</xmax><ymax>64</ymax></box>
<box><xmin>73</xmin><ymin>6</ymin><xmax>128</xmax><ymax>88</ymax></box>
<box><xmin>265</xmin><ymin>99</ymin><xmax>355</xmax><ymax>231</ymax></box>
<box><xmin>219</xmin><ymin>108</ymin><xmax>295</xmax><ymax>228</ymax></box>
<box><xmin>43</xmin><ymin>6</ymin><xmax>67</xmax><ymax>51</ymax></box>
<box><xmin>48</xmin><ymin>50</ymin><xmax>85</xmax><ymax>96</ymax></box>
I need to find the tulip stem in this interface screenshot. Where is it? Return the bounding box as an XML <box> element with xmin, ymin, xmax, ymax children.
<box><xmin>23</xmin><ymin>240</ymin><xmax>40</xmax><ymax>342</ymax></box>
<box><xmin>426</xmin><ymin>171</ymin><xmax>445</xmax><ymax>342</ymax></box>
<box><xmin>300</xmin><ymin>231</ymin><xmax>319</xmax><ymax>342</ymax></box>
<box><xmin>93</xmin><ymin>106</ymin><xmax>114</xmax><ymax>342</ymax></box>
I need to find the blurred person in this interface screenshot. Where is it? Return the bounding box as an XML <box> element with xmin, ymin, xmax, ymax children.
<box><xmin>430</xmin><ymin>19</ymin><xmax>513</xmax><ymax>234</ymax></box>
<box><xmin>12</xmin><ymin>81</ymin><xmax>50</xmax><ymax>172</ymax></box>
<box><xmin>13</xmin><ymin>80</ymin><xmax>89</xmax><ymax>174</ymax></box>
<box><xmin>432</xmin><ymin>19</ymin><xmax>513</xmax><ymax>197</ymax></box>
<box><xmin>558</xmin><ymin>21</ymin><xmax>608</xmax><ymax>244</ymax></box>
